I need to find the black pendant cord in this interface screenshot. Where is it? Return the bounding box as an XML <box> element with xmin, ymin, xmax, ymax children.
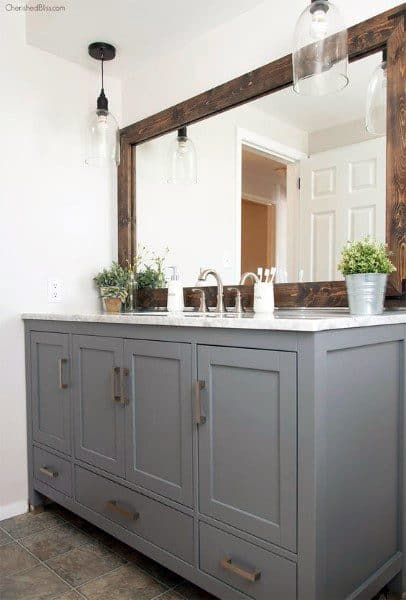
<box><xmin>88</xmin><ymin>42</ymin><xmax>116</xmax><ymax>112</ymax></box>
<box><xmin>97</xmin><ymin>53</ymin><xmax>109</xmax><ymax>112</ymax></box>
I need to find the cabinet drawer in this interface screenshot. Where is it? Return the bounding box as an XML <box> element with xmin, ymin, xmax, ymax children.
<box><xmin>33</xmin><ymin>446</ymin><xmax>72</xmax><ymax>497</ymax></box>
<box><xmin>75</xmin><ymin>466</ymin><xmax>193</xmax><ymax>563</ymax></box>
<box><xmin>199</xmin><ymin>523</ymin><xmax>296</xmax><ymax>600</ymax></box>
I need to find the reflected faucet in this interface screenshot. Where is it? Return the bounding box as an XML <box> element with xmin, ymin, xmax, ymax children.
<box><xmin>197</xmin><ymin>268</ymin><xmax>224</xmax><ymax>313</ymax></box>
<box><xmin>240</xmin><ymin>272</ymin><xmax>260</xmax><ymax>285</ymax></box>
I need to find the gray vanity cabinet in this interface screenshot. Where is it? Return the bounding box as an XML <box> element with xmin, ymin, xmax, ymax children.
<box><xmin>123</xmin><ymin>339</ymin><xmax>193</xmax><ymax>506</ymax></box>
<box><xmin>25</xmin><ymin>319</ymin><xmax>406</xmax><ymax>600</ymax></box>
<box><xmin>197</xmin><ymin>345</ymin><xmax>297</xmax><ymax>552</ymax></box>
<box><xmin>72</xmin><ymin>335</ymin><xmax>126</xmax><ymax>477</ymax></box>
<box><xmin>31</xmin><ymin>332</ymin><xmax>70</xmax><ymax>454</ymax></box>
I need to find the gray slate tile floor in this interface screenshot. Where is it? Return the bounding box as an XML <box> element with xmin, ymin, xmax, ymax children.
<box><xmin>0</xmin><ymin>504</ymin><xmax>216</xmax><ymax>600</ymax></box>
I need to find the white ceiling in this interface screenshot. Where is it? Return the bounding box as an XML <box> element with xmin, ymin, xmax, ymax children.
<box><xmin>254</xmin><ymin>53</ymin><xmax>382</xmax><ymax>132</ymax></box>
<box><xmin>25</xmin><ymin>0</ymin><xmax>265</xmax><ymax>79</ymax></box>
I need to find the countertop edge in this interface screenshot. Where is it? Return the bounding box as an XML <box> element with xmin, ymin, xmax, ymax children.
<box><xmin>21</xmin><ymin>312</ymin><xmax>406</xmax><ymax>333</ymax></box>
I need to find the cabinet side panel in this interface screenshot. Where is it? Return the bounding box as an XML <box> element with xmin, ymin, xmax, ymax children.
<box><xmin>323</xmin><ymin>340</ymin><xmax>401</xmax><ymax>599</ymax></box>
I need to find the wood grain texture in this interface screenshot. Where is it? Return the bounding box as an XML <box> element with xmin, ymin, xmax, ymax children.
<box><xmin>117</xmin><ymin>5</ymin><xmax>406</xmax><ymax>307</ymax></box>
<box><xmin>117</xmin><ymin>137</ymin><xmax>135</xmax><ymax>265</ymax></box>
<box><xmin>386</xmin><ymin>18</ymin><xmax>406</xmax><ymax>295</ymax></box>
<box><xmin>136</xmin><ymin>283</ymin><xmax>405</xmax><ymax>310</ymax></box>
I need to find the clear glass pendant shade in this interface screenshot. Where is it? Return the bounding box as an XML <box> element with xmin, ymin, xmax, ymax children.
<box><xmin>293</xmin><ymin>0</ymin><xmax>349</xmax><ymax>96</ymax></box>
<box><xmin>167</xmin><ymin>128</ymin><xmax>197</xmax><ymax>184</ymax></box>
<box><xmin>85</xmin><ymin>109</ymin><xmax>120</xmax><ymax>167</ymax></box>
<box><xmin>365</xmin><ymin>55</ymin><xmax>387</xmax><ymax>135</ymax></box>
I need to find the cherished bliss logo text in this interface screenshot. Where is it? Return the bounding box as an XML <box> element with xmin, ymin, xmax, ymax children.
<box><xmin>5</xmin><ymin>3</ymin><xmax>66</xmax><ymax>11</ymax></box>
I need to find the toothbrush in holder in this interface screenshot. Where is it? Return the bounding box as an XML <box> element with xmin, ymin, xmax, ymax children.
<box><xmin>257</xmin><ymin>267</ymin><xmax>263</xmax><ymax>283</ymax></box>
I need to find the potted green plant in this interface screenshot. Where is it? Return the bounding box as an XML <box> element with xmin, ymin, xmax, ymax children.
<box><xmin>136</xmin><ymin>247</ymin><xmax>168</xmax><ymax>290</ymax></box>
<box><xmin>338</xmin><ymin>237</ymin><xmax>395</xmax><ymax>315</ymax></box>
<box><xmin>94</xmin><ymin>262</ymin><xmax>129</xmax><ymax>314</ymax></box>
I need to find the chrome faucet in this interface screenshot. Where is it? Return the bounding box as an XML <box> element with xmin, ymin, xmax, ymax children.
<box><xmin>198</xmin><ymin>268</ymin><xmax>224</xmax><ymax>313</ymax></box>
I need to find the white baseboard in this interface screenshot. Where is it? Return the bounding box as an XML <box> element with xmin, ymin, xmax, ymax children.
<box><xmin>0</xmin><ymin>500</ymin><xmax>28</xmax><ymax>521</ymax></box>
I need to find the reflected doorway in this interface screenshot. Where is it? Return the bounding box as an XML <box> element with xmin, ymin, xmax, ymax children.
<box><xmin>241</xmin><ymin>144</ymin><xmax>298</xmax><ymax>282</ymax></box>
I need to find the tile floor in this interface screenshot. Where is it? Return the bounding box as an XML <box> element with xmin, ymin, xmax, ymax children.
<box><xmin>0</xmin><ymin>504</ymin><xmax>216</xmax><ymax>600</ymax></box>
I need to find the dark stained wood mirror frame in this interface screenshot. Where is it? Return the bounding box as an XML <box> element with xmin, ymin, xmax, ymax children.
<box><xmin>117</xmin><ymin>5</ymin><xmax>405</xmax><ymax>308</ymax></box>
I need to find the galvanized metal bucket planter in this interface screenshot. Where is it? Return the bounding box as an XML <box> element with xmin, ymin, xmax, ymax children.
<box><xmin>345</xmin><ymin>273</ymin><xmax>387</xmax><ymax>315</ymax></box>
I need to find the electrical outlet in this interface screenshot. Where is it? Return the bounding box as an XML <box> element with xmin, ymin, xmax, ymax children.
<box><xmin>48</xmin><ymin>279</ymin><xmax>63</xmax><ymax>303</ymax></box>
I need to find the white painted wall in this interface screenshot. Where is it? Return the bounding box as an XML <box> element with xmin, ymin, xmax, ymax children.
<box><xmin>122</xmin><ymin>0</ymin><xmax>399</xmax><ymax>125</ymax></box>
<box><xmin>136</xmin><ymin>103</ymin><xmax>307</xmax><ymax>285</ymax></box>
<box><xmin>309</xmin><ymin>119</ymin><xmax>385</xmax><ymax>154</ymax></box>
<box><xmin>0</xmin><ymin>14</ymin><xmax>121</xmax><ymax>518</ymax></box>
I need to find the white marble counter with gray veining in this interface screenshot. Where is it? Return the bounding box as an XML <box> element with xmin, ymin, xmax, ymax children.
<box><xmin>22</xmin><ymin>310</ymin><xmax>406</xmax><ymax>332</ymax></box>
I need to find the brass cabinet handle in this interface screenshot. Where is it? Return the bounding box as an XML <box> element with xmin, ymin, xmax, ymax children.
<box><xmin>105</xmin><ymin>500</ymin><xmax>139</xmax><ymax>521</ymax></box>
<box><xmin>120</xmin><ymin>368</ymin><xmax>129</xmax><ymax>405</ymax></box>
<box><xmin>111</xmin><ymin>367</ymin><xmax>121</xmax><ymax>403</ymax></box>
<box><xmin>39</xmin><ymin>466</ymin><xmax>58</xmax><ymax>479</ymax></box>
<box><xmin>58</xmin><ymin>358</ymin><xmax>68</xmax><ymax>390</ymax></box>
<box><xmin>220</xmin><ymin>557</ymin><xmax>261</xmax><ymax>583</ymax></box>
<box><xmin>194</xmin><ymin>380</ymin><xmax>206</xmax><ymax>425</ymax></box>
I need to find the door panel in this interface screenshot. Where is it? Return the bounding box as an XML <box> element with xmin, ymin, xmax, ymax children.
<box><xmin>73</xmin><ymin>335</ymin><xmax>125</xmax><ymax>477</ymax></box>
<box><xmin>198</xmin><ymin>346</ymin><xmax>297</xmax><ymax>551</ymax></box>
<box><xmin>31</xmin><ymin>332</ymin><xmax>70</xmax><ymax>454</ymax></box>
<box><xmin>124</xmin><ymin>340</ymin><xmax>193</xmax><ymax>506</ymax></box>
<box><xmin>300</xmin><ymin>137</ymin><xmax>386</xmax><ymax>281</ymax></box>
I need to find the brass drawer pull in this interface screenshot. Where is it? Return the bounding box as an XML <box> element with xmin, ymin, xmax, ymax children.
<box><xmin>58</xmin><ymin>358</ymin><xmax>68</xmax><ymax>390</ymax></box>
<box><xmin>120</xmin><ymin>368</ymin><xmax>129</xmax><ymax>405</ymax></box>
<box><xmin>111</xmin><ymin>367</ymin><xmax>121</xmax><ymax>403</ymax></box>
<box><xmin>194</xmin><ymin>380</ymin><xmax>206</xmax><ymax>425</ymax></box>
<box><xmin>39</xmin><ymin>466</ymin><xmax>58</xmax><ymax>479</ymax></box>
<box><xmin>105</xmin><ymin>500</ymin><xmax>139</xmax><ymax>521</ymax></box>
<box><xmin>220</xmin><ymin>557</ymin><xmax>261</xmax><ymax>583</ymax></box>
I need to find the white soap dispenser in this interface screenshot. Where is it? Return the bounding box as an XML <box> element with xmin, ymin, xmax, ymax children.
<box><xmin>167</xmin><ymin>266</ymin><xmax>184</xmax><ymax>313</ymax></box>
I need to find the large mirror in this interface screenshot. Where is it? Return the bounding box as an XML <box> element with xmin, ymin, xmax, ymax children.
<box><xmin>135</xmin><ymin>53</ymin><xmax>386</xmax><ymax>287</ymax></box>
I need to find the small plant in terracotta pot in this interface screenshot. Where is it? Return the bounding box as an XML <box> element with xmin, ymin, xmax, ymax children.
<box><xmin>94</xmin><ymin>262</ymin><xmax>129</xmax><ymax>314</ymax></box>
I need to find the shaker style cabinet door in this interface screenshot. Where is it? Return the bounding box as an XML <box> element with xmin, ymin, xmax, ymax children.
<box><xmin>31</xmin><ymin>332</ymin><xmax>71</xmax><ymax>454</ymax></box>
<box><xmin>124</xmin><ymin>340</ymin><xmax>193</xmax><ymax>506</ymax></box>
<box><xmin>72</xmin><ymin>335</ymin><xmax>125</xmax><ymax>477</ymax></box>
<box><xmin>197</xmin><ymin>346</ymin><xmax>297</xmax><ymax>552</ymax></box>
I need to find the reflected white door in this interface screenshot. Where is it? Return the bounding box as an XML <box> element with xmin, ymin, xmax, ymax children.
<box><xmin>299</xmin><ymin>137</ymin><xmax>386</xmax><ymax>282</ymax></box>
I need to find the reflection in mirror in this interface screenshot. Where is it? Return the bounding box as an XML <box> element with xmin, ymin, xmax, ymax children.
<box><xmin>135</xmin><ymin>52</ymin><xmax>386</xmax><ymax>287</ymax></box>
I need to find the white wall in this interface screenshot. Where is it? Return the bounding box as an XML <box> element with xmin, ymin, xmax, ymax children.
<box><xmin>122</xmin><ymin>0</ymin><xmax>399</xmax><ymax>125</ymax></box>
<box><xmin>309</xmin><ymin>119</ymin><xmax>385</xmax><ymax>154</ymax></box>
<box><xmin>0</xmin><ymin>14</ymin><xmax>121</xmax><ymax>518</ymax></box>
<box><xmin>136</xmin><ymin>103</ymin><xmax>306</xmax><ymax>285</ymax></box>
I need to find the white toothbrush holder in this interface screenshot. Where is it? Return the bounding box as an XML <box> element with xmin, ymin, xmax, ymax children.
<box><xmin>254</xmin><ymin>282</ymin><xmax>275</xmax><ymax>315</ymax></box>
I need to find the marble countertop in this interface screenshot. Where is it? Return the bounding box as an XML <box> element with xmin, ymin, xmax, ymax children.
<box><xmin>22</xmin><ymin>310</ymin><xmax>406</xmax><ymax>332</ymax></box>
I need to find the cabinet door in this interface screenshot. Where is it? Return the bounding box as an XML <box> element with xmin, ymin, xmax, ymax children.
<box><xmin>197</xmin><ymin>346</ymin><xmax>297</xmax><ymax>551</ymax></box>
<box><xmin>72</xmin><ymin>335</ymin><xmax>125</xmax><ymax>477</ymax></box>
<box><xmin>124</xmin><ymin>340</ymin><xmax>193</xmax><ymax>506</ymax></box>
<box><xmin>31</xmin><ymin>332</ymin><xmax>70</xmax><ymax>454</ymax></box>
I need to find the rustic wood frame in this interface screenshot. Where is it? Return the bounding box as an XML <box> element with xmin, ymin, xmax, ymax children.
<box><xmin>118</xmin><ymin>5</ymin><xmax>405</xmax><ymax>307</ymax></box>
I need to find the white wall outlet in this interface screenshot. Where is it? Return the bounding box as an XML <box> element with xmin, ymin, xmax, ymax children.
<box><xmin>48</xmin><ymin>279</ymin><xmax>63</xmax><ymax>303</ymax></box>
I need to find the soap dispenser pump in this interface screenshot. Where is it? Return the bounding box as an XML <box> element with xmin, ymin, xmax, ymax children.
<box><xmin>167</xmin><ymin>266</ymin><xmax>184</xmax><ymax>313</ymax></box>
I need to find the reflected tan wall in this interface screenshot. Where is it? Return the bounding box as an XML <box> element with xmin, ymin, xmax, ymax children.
<box><xmin>241</xmin><ymin>199</ymin><xmax>276</xmax><ymax>275</ymax></box>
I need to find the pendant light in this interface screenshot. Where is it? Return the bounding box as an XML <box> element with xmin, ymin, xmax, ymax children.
<box><xmin>293</xmin><ymin>0</ymin><xmax>349</xmax><ymax>96</ymax></box>
<box><xmin>86</xmin><ymin>42</ymin><xmax>120</xmax><ymax>167</ymax></box>
<box><xmin>167</xmin><ymin>127</ymin><xmax>197</xmax><ymax>184</ymax></box>
<box><xmin>366</xmin><ymin>49</ymin><xmax>387</xmax><ymax>136</ymax></box>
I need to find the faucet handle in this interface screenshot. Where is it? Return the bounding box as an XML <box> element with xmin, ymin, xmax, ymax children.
<box><xmin>192</xmin><ymin>288</ymin><xmax>207</xmax><ymax>313</ymax></box>
<box><xmin>228</xmin><ymin>288</ymin><xmax>243</xmax><ymax>314</ymax></box>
